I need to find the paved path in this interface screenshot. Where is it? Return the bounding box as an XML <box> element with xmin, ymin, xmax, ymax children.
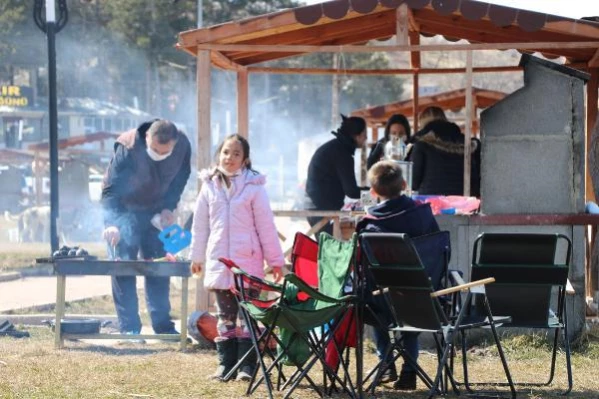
<box><xmin>0</xmin><ymin>275</ymin><xmax>113</xmax><ymax>312</ymax></box>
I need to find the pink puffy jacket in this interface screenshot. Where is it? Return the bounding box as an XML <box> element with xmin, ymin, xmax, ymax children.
<box><xmin>190</xmin><ymin>168</ymin><xmax>285</xmax><ymax>290</ymax></box>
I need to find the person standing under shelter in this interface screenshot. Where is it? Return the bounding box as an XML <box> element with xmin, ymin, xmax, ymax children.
<box><xmin>409</xmin><ymin>106</ymin><xmax>481</xmax><ymax>196</ymax></box>
<box><xmin>367</xmin><ymin>114</ymin><xmax>412</xmax><ymax>170</ymax></box>
<box><xmin>305</xmin><ymin>115</ymin><xmax>368</xmax><ymax>237</ymax></box>
<box><xmin>101</xmin><ymin>119</ymin><xmax>191</xmax><ymax>338</ymax></box>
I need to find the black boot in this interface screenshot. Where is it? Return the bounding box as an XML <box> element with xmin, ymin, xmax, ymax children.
<box><xmin>235</xmin><ymin>338</ymin><xmax>257</xmax><ymax>382</ymax></box>
<box><xmin>393</xmin><ymin>370</ymin><xmax>417</xmax><ymax>390</ymax></box>
<box><xmin>212</xmin><ymin>339</ymin><xmax>238</xmax><ymax>381</ymax></box>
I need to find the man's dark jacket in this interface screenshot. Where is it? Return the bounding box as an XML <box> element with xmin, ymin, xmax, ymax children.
<box><xmin>306</xmin><ymin>133</ymin><xmax>362</xmax><ymax>210</ymax></box>
<box><xmin>409</xmin><ymin>120</ymin><xmax>481</xmax><ymax>196</ymax></box>
<box><xmin>101</xmin><ymin>121</ymin><xmax>191</xmax><ymax>228</ymax></box>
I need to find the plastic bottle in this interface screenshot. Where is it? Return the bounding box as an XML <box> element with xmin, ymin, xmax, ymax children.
<box><xmin>384</xmin><ymin>138</ymin><xmax>404</xmax><ymax>161</ymax></box>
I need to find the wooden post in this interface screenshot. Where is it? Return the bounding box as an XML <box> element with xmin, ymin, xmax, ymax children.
<box><xmin>372</xmin><ymin>125</ymin><xmax>380</xmax><ymax>142</ymax></box>
<box><xmin>237</xmin><ymin>68</ymin><xmax>249</xmax><ymax>138</ymax></box>
<box><xmin>196</xmin><ymin>50</ymin><xmax>212</xmax><ymax>312</ymax></box>
<box><xmin>463</xmin><ymin>50</ymin><xmax>473</xmax><ymax>197</ymax></box>
<box><xmin>331</xmin><ymin>53</ymin><xmax>341</xmax><ymax>129</ymax></box>
<box><xmin>412</xmin><ymin>74</ymin><xmax>419</xmax><ymax>133</ymax></box>
<box><xmin>410</xmin><ymin>32</ymin><xmax>421</xmax><ymax>133</ymax></box>
<box><xmin>586</xmin><ymin>67</ymin><xmax>599</xmax><ymax>299</ymax></box>
<box><xmin>396</xmin><ymin>4</ymin><xmax>408</xmax><ymax>46</ymax></box>
<box><xmin>587</xmin><ymin>68</ymin><xmax>599</xmax><ymax>202</ymax></box>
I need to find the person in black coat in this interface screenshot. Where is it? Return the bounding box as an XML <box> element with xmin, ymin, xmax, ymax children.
<box><xmin>305</xmin><ymin>115</ymin><xmax>368</xmax><ymax>236</ymax></box>
<box><xmin>367</xmin><ymin>114</ymin><xmax>411</xmax><ymax>170</ymax></box>
<box><xmin>409</xmin><ymin>106</ymin><xmax>481</xmax><ymax>196</ymax></box>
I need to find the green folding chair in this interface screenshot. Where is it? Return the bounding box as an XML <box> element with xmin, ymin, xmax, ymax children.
<box><xmin>222</xmin><ymin>232</ymin><xmax>359</xmax><ymax>399</ymax></box>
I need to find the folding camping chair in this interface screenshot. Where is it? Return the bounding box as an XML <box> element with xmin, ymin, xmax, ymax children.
<box><xmin>221</xmin><ymin>232</ymin><xmax>359</xmax><ymax>399</ymax></box>
<box><xmin>222</xmin><ymin>232</ymin><xmax>319</xmax><ymax>383</ymax></box>
<box><xmin>290</xmin><ymin>231</ymin><xmax>362</xmax><ymax>397</ymax></box>
<box><xmin>460</xmin><ymin>232</ymin><xmax>573</xmax><ymax>394</ymax></box>
<box><xmin>360</xmin><ymin>232</ymin><xmax>516</xmax><ymax>399</ymax></box>
<box><xmin>360</xmin><ymin>230</ymin><xmax>451</xmax><ymax>391</ymax></box>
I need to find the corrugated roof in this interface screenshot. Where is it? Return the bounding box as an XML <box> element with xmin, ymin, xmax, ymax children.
<box><xmin>177</xmin><ymin>0</ymin><xmax>599</xmax><ymax>69</ymax></box>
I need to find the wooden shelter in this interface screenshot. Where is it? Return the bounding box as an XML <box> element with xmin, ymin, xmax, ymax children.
<box><xmin>177</xmin><ymin>0</ymin><xmax>599</xmax><ymax>198</ymax></box>
<box><xmin>351</xmin><ymin>87</ymin><xmax>506</xmax><ymax>136</ymax></box>
<box><xmin>177</xmin><ymin>0</ymin><xmax>599</xmax><ymax>316</ymax></box>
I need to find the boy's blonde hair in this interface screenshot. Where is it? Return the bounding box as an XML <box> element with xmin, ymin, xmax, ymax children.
<box><xmin>368</xmin><ymin>161</ymin><xmax>404</xmax><ymax>199</ymax></box>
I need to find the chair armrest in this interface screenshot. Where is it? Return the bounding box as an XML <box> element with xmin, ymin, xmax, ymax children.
<box><xmin>373</xmin><ymin>276</ymin><xmax>495</xmax><ymax>297</ymax></box>
<box><xmin>431</xmin><ymin>277</ymin><xmax>495</xmax><ymax>298</ymax></box>
<box><xmin>566</xmin><ymin>278</ymin><xmax>575</xmax><ymax>295</ymax></box>
<box><xmin>219</xmin><ymin>257</ymin><xmax>283</xmax><ymax>291</ymax></box>
<box><xmin>285</xmin><ymin>273</ymin><xmax>354</xmax><ymax>303</ymax></box>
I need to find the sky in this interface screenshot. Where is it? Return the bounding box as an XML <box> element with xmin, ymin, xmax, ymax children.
<box><xmin>302</xmin><ymin>0</ymin><xmax>599</xmax><ymax>19</ymax></box>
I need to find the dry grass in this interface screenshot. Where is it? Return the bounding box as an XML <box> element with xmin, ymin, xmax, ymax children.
<box><xmin>1</xmin><ymin>324</ymin><xmax>599</xmax><ymax>398</ymax></box>
<box><xmin>2</xmin><ymin>241</ymin><xmax>599</xmax><ymax>398</ymax></box>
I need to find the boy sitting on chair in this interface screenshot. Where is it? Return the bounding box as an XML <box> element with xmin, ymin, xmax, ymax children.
<box><xmin>357</xmin><ymin>160</ymin><xmax>439</xmax><ymax>390</ymax></box>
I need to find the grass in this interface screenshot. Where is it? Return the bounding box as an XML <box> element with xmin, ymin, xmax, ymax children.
<box><xmin>1</xmin><ymin>240</ymin><xmax>598</xmax><ymax>397</ymax></box>
<box><xmin>1</xmin><ymin>327</ymin><xmax>599</xmax><ymax>398</ymax></box>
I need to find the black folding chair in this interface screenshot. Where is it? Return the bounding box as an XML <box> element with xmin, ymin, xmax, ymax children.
<box><xmin>461</xmin><ymin>232</ymin><xmax>573</xmax><ymax>394</ymax></box>
<box><xmin>359</xmin><ymin>230</ymin><xmax>451</xmax><ymax>391</ymax></box>
<box><xmin>360</xmin><ymin>232</ymin><xmax>516</xmax><ymax>399</ymax></box>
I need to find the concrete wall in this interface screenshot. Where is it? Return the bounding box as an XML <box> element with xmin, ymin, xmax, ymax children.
<box><xmin>480</xmin><ymin>55</ymin><xmax>587</xmax><ymax>215</ymax></box>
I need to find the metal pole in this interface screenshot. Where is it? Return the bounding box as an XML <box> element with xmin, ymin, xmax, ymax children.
<box><xmin>46</xmin><ymin>0</ymin><xmax>60</xmax><ymax>252</ymax></box>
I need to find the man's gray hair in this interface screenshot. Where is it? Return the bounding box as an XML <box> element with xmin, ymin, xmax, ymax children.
<box><xmin>147</xmin><ymin>120</ymin><xmax>179</xmax><ymax>144</ymax></box>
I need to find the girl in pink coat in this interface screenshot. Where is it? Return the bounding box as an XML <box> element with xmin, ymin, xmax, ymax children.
<box><xmin>190</xmin><ymin>134</ymin><xmax>284</xmax><ymax>382</ymax></box>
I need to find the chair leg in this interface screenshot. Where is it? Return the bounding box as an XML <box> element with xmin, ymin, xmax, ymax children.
<box><xmin>562</xmin><ymin>307</ymin><xmax>573</xmax><ymax>395</ymax></box>
<box><xmin>486</xmin><ymin>309</ymin><xmax>516</xmax><ymax>399</ymax></box>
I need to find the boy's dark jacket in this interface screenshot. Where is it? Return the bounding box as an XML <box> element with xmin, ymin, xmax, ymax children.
<box><xmin>356</xmin><ymin>195</ymin><xmax>439</xmax><ymax>236</ymax></box>
<box><xmin>357</xmin><ymin>195</ymin><xmax>441</xmax><ymax>327</ymax></box>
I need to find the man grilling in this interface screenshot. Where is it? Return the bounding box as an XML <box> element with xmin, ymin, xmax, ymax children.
<box><xmin>101</xmin><ymin>119</ymin><xmax>191</xmax><ymax>339</ymax></box>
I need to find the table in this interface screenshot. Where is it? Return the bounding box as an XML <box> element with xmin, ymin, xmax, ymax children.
<box><xmin>52</xmin><ymin>259</ymin><xmax>191</xmax><ymax>349</ymax></box>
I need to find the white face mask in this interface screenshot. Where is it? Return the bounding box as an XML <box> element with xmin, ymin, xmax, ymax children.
<box><xmin>147</xmin><ymin>147</ymin><xmax>172</xmax><ymax>162</ymax></box>
<box><xmin>217</xmin><ymin>165</ymin><xmax>241</xmax><ymax>177</ymax></box>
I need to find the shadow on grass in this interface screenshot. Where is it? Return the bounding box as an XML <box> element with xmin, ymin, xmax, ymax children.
<box><xmin>65</xmin><ymin>343</ymin><xmax>176</xmax><ymax>356</ymax></box>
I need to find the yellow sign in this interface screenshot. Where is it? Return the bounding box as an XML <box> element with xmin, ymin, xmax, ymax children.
<box><xmin>0</xmin><ymin>85</ymin><xmax>33</xmax><ymax>107</ymax></box>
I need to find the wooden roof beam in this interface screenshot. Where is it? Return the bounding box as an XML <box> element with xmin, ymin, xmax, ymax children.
<box><xmin>211</xmin><ymin>51</ymin><xmax>245</xmax><ymax>71</ymax></box>
<box><xmin>588</xmin><ymin>48</ymin><xmax>599</xmax><ymax>68</ymax></box>
<box><xmin>245</xmin><ymin>63</ymin><xmax>587</xmax><ymax>75</ymax></box>
<box><xmin>194</xmin><ymin>41</ymin><xmax>599</xmax><ymax>54</ymax></box>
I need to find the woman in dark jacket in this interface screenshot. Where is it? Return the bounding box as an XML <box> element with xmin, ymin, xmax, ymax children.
<box><xmin>367</xmin><ymin>114</ymin><xmax>411</xmax><ymax>170</ymax></box>
<box><xmin>305</xmin><ymin>115</ymin><xmax>368</xmax><ymax>235</ymax></box>
<box><xmin>410</xmin><ymin>106</ymin><xmax>481</xmax><ymax>196</ymax></box>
